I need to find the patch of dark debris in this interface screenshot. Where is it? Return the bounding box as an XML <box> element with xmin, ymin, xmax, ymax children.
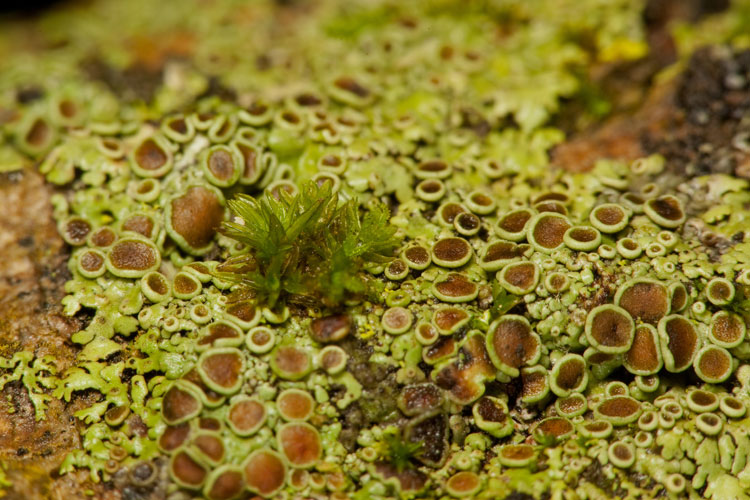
<box><xmin>643</xmin><ymin>45</ymin><xmax>750</xmax><ymax>179</ymax></box>
<box><xmin>337</xmin><ymin>337</ymin><xmax>401</xmax><ymax>451</ymax></box>
<box><xmin>580</xmin><ymin>461</ymin><xmax>616</xmax><ymax>497</ymax></box>
<box><xmin>81</xmin><ymin>59</ymin><xmax>163</xmax><ymax>104</ymax></box>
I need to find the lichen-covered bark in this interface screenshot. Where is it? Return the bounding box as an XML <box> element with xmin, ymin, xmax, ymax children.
<box><xmin>0</xmin><ymin>170</ymin><xmax>110</xmax><ymax>499</ymax></box>
<box><xmin>1</xmin><ymin>1</ymin><xmax>749</xmax><ymax>499</ymax></box>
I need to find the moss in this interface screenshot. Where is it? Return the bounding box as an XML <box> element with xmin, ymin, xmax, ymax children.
<box><xmin>217</xmin><ymin>181</ymin><xmax>399</xmax><ymax>309</ymax></box>
<box><xmin>378</xmin><ymin>428</ymin><xmax>423</xmax><ymax>474</ymax></box>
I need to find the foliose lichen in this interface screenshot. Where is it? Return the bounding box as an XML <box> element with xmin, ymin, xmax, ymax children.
<box><xmin>2</xmin><ymin>0</ymin><xmax>750</xmax><ymax>499</ymax></box>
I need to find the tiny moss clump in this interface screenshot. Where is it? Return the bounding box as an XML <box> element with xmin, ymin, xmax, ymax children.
<box><xmin>379</xmin><ymin>428</ymin><xmax>424</xmax><ymax>473</ymax></box>
<box><xmin>217</xmin><ymin>181</ymin><xmax>399</xmax><ymax>309</ymax></box>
